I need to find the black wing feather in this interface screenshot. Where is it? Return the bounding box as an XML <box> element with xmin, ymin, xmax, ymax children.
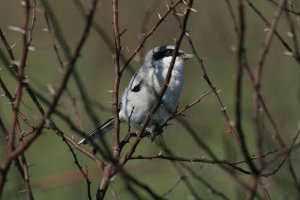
<box><xmin>131</xmin><ymin>80</ymin><xmax>143</xmax><ymax>92</ymax></box>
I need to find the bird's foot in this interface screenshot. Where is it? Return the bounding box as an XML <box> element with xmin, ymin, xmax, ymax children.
<box><xmin>144</xmin><ymin>127</ymin><xmax>163</xmax><ymax>142</ymax></box>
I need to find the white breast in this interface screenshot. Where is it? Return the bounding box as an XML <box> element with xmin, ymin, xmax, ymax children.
<box><xmin>119</xmin><ymin>57</ymin><xmax>184</xmax><ymax>128</ymax></box>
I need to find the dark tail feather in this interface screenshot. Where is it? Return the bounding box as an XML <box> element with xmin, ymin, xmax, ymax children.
<box><xmin>78</xmin><ymin>117</ymin><xmax>114</xmax><ymax>145</ymax></box>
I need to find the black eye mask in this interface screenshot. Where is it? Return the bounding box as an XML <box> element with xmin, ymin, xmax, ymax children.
<box><xmin>153</xmin><ymin>49</ymin><xmax>183</xmax><ymax>60</ymax></box>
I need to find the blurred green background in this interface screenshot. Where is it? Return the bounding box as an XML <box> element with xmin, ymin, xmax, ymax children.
<box><xmin>0</xmin><ymin>0</ymin><xmax>300</xmax><ymax>199</ymax></box>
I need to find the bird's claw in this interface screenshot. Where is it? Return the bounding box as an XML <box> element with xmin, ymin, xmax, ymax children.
<box><xmin>144</xmin><ymin>127</ymin><xmax>163</xmax><ymax>142</ymax></box>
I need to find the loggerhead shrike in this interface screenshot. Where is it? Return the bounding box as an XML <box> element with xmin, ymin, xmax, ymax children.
<box><xmin>78</xmin><ymin>45</ymin><xmax>193</xmax><ymax>144</ymax></box>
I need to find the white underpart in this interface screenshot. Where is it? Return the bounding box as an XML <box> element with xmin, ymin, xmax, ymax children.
<box><xmin>119</xmin><ymin>56</ymin><xmax>184</xmax><ymax>128</ymax></box>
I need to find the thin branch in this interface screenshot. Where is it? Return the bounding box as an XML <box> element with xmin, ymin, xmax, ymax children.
<box><xmin>16</xmin><ymin>122</ymin><xmax>34</xmax><ymax>200</ymax></box>
<box><xmin>0</xmin><ymin>0</ymin><xmax>31</xmax><ymax>196</ymax></box>
<box><xmin>223</xmin><ymin>0</ymin><xmax>239</xmax><ymax>35</ymax></box>
<box><xmin>97</xmin><ymin>1</ymin><xmax>193</xmax><ymax>198</ymax></box>
<box><xmin>246</xmin><ymin>0</ymin><xmax>300</xmax><ymax>65</ymax></box>
<box><xmin>130</xmin><ymin>150</ymin><xmax>277</xmax><ymax>167</ymax></box>
<box><xmin>186</xmin><ymin>38</ymin><xmax>241</xmax><ymax>146</ymax></box>
<box><xmin>120</xmin><ymin>0</ymin><xmax>183</xmax><ymax>73</ymax></box>
<box><xmin>255</xmin><ymin>0</ymin><xmax>287</xmax><ymax>87</ymax></box>
<box><xmin>112</xmin><ymin>0</ymin><xmax>122</xmax><ymax>160</ymax></box>
<box><xmin>235</xmin><ymin>0</ymin><xmax>259</xmax><ymax>175</ymax></box>
<box><xmin>3</xmin><ymin>0</ymin><xmax>99</xmax><ymax>168</ymax></box>
<box><xmin>121</xmin><ymin>170</ymin><xmax>166</xmax><ymax>200</ymax></box>
<box><xmin>173</xmin><ymin>89</ymin><xmax>213</xmax><ymax>117</ymax></box>
<box><xmin>60</xmin><ymin>130</ymin><xmax>92</xmax><ymax>200</ymax></box>
<box><xmin>267</xmin><ymin>0</ymin><xmax>300</xmax><ymax>16</ymax></box>
<box><xmin>124</xmin><ymin>0</ymin><xmax>193</xmax><ymax>163</ymax></box>
<box><xmin>42</xmin><ymin>0</ymin><xmax>111</xmax><ymax>158</ymax></box>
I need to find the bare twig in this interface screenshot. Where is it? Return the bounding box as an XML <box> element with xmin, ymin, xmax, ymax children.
<box><xmin>255</xmin><ymin>0</ymin><xmax>287</xmax><ymax>87</ymax></box>
<box><xmin>173</xmin><ymin>89</ymin><xmax>213</xmax><ymax>117</ymax></box>
<box><xmin>0</xmin><ymin>0</ymin><xmax>31</xmax><ymax>196</ymax></box>
<box><xmin>0</xmin><ymin>0</ymin><xmax>100</xmax><ymax>182</ymax></box>
<box><xmin>120</xmin><ymin>0</ymin><xmax>183</xmax><ymax>73</ymax></box>
<box><xmin>235</xmin><ymin>0</ymin><xmax>259</xmax><ymax>176</ymax></box>
<box><xmin>267</xmin><ymin>0</ymin><xmax>300</xmax><ymax>16</ymax></box>
<box><xmin>124</xmin><ymin>0</ymin><xmax>193</xmax><ymax>163</ymax></box>
<box><xmin>112</xmin><ymin>0</ymin><xmax>122</xmax><ymax>160</ymax></box>
<box><xmin>121</xmin><ymin>170</ymin><xmax>165</xmax><ymax>200</ymax></box>
<box><xmin>42</xmin><ymin>0</ymin><xmax>112</xmax><ymax>158</ymax></box>
<box><xmin>96</xmin><ymin>1</ymin><xmax>193</xmax><ymax>198</ymax></box>
<box><xmin>130</xmin><ymin>149</ymin><xmax>277</xmax><ymax>167</ymax></box>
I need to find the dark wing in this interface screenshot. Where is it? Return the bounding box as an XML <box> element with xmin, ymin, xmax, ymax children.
<box><xmin>128</xmin><ymin>63</ymin><xmax>151</xmax><ymax>93</ymax></box>
<box><xmin>131</xmin><ymin>80</ymin><xmax>143</xmax><ymax>92</ymax></box>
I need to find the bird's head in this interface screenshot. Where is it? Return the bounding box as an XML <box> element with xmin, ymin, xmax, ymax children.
<box><xmin>144</xmin><ymin>45</ymin><xmax>193</xmax><ymax>70</ymax></box>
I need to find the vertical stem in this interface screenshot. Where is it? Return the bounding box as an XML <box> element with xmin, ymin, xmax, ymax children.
<box><xmin>0</xmin><ymin>0</ymin><xmax>30</xmax><ymax>196</ymax></box>
<box><xmin>236</xmin><ymin>0</ymin><xmax>259</xmax><ymax>175</ymax></box>
<box><xmin>123</xmin><ymin>0</ymin><xmax>194</xmax><ymax>163</ymax></box>
<box><xmin>112</xmin><ymin>0</ymin><xmax>121</xmax><ymax>159</ymax></box>
<box><xmin>255</xmin><ymin>0</ymin><xmax>287</xmax><ymax>87</ymax></box>
<box><xmin>253</xmin><ymin>0</ymin><xmax>287</xmax><ymax>164</ymax></box>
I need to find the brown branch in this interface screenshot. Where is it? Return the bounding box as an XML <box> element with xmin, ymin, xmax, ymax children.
<box><xmin>0</xmin><ymin>39</ymin><xmax>104</xmax><ymax>174</ymax></box>
<box><xmin>0</xmin><ymin>29</ymin><xmax>46</xmax><ymax>116</ymax></box>
<box><xmin>173</xmin><ymin>89</ymin><xmax>213</xmax><ymax>117</ymax></box>
<box><xmin>96</xmin><ymin>0</ymin><xmax>193</xmax><ymax>198</ymax></box>
<box><xmin>119</xmin><ymin>89</ymin><xmax>213</xmax><ymax>151</ymax></box>
<box><xmin>0</xmin><ymin>75</ymin><xmax>35</xmax><ymax>200</ymax></box>
<box><xmin>261</xmin><ymin>128</ymin><xmax>300</xmax><ymax>177</ymax></box>
<box><xmin>245</xmin><ymin>0</ymin><xmax>300</xmax><ymax>65</ymax></box>
<box><xmin>255</xmin><ymin>0</ymin><xmax>287</xmax><ymax>87</ymax></box>
<box><xmin>52</xmin><ymin>124</ymin><xmax>103</xmax><ymax>165</ymax></box>
<box><xmin>267</xmin><ymin>0</ymin><xmax>300</xmax><ymax>16</ymax></box>
<box><xmin>156</xmin><ymin>140</ymin><xmax>263</xmax><ymax>199</ymax></box>
<box><xmin>71</xmin><ymin>0</ymin><xmax>136</xmax><ymax>75</ymax></box>
<box><xmin>120</xmin><ymin>170</ymin><xmax>166</xmax><ymax>200</ymax></box>
<box><xmin>119</xmin><ymin>0</ymin><xmax>183</xmax><ymax>73</ymax></box>
<box><xmin>16</xmin><ymin>121</ymin><xmax>34</xmax><ymax>200</ymax></box>
<box><xmin>58</xmin><ymin>128</ymin><xmax>92</xmax><ymax>200</ymax></box>
<box><xmin>124</xmin><ymin>0</ymin><xmax>193</xmax><ymax>163</ymax></box>
<box><xmin>138</xmin><ymin>0</ymin><xmax>161</xmax><ymax>56</ymax></box>
<box><xmin>172</xmin><ymin>1</ymin><xmax>242</xmax><ymax>150</ymax></box>
<box><xmin>112</xmin><ymin>0</ymin><xmax>122</xmax><ymax>160</ymax></box>
<box><xmin>186</xmin><ymin>38</ymin><xmax>241</xmax><ymax>146</ymax></box>
<box><xmin>15</xmin><ymin>3</ymin><xmax>37</xmax><ymax>198</ymax></box>
<box><xmin>2</xmin><ymin>0</ymin><xmax>99</xmax><ymax>170</ymax></box>
<box><xmin>42</xmin><ymin>1</ymin><xmax>111</xmax><ymax>158</ymax></box>
<box><xmin>7</xmin><ymin>0</ymin><xmax>30</xmax><ymax>152</ymax></box>
<box><xmin>250</xmin><ymin>5</ymin><xmax>288</xmax><ymax>197</ymax></box>
<box><xmin>169</xmin><ymin>163</ymin><xmax>201</xmax><ymax>200</ymax></box>
<box><xmin>0</xmin><ymin>0</ymin><xmax>31</xmax><ymax>196</ymax></box>
<box><xmin>160</xmin><ymin>176</ymin><xmax>184</xmax><ymax>199</ymax></box>
<box><xmin>235</xmin><ymin>0</ymin><xmax>259</xmax><ymax>176</ymax></box>
<box><xmin>130</xmin><ymin>149</ymin><xmax>277</xmax><ymax>167</ymax></box>
<box><xmin>185</xmin><ymin>164</ymin><xmax>231</xmax><ymax>200</ymax></box>
<box><xmin>286</xmin><ymin>6</ymin><xmax>299</xmax><ymax>56</ymax></box>
<box><xmin>44</xmin><ymin>7</ymin><xmax>86</xmax><ymax>133</ymax></box>
<box><xmin>223</xmin><ymin>0</ymin><xmax>239</xmax><ymax>35</ymax></box>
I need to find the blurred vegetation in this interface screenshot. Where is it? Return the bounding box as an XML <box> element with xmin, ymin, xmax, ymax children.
<box><xmin>0</xmin><ymin>0</ymin><xmax>300</xmax><ymax>199</ymax></box>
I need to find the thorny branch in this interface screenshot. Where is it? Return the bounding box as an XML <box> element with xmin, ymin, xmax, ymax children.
<box><xmin>41</xmin><ymin>0</ymin><xmax>112</xmax><ymax>158</ymax></box>
<box><xmin>124</xmin><ymin>0</ymin><xmax>194</xmax><ymax>163</ymax></box>
<box><xmin>0</xmin><ymin>0</ymin><xmax>100</xmax><ymax>197</ymax></box>
<box><xmin>112</xmin><ymin>0</ymin><xmax>122</xmax><ymax>160</ymax></box>
<box><xmin>96</xmin><ymin>0</ymin><xmax>194</xmax><ymax>198</ymax></box>
<box><xmin>0</xmin><ymin>0</ymin><xmax>299</xmax><ymax>199</ymax></box>
<box><xmin>0</xmin><ymin>0</ymin><xmax>31</xmax><ymax>197</ymax></box>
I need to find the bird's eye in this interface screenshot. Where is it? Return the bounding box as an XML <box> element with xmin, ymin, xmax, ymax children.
<box><xmin>165</xmin><ymin>49</ymin><xmax>174</xmax><ymax>57</ymax></box>
<box><xmin>152</xmin><ymin>48</ymin><xmax>177</xmax><ymax>60</ymax></box>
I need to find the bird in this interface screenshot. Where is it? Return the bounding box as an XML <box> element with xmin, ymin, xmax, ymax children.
<box><xmin>78</xmin><ymin>45</ymin><xmax>193</xmax><ymax>145</ymax></box>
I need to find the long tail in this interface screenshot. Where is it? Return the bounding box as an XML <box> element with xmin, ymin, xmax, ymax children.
<box><xmin>78</xmin><ymin>117</ymin><xmax>114</xmax><ymax>145</ymax></box>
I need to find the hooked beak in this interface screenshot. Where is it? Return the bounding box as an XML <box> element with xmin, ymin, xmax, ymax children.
<box><xmin>181</xmin><ymin>53</ymin><xmax>194</xmax><ymax>60</ymax></box>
